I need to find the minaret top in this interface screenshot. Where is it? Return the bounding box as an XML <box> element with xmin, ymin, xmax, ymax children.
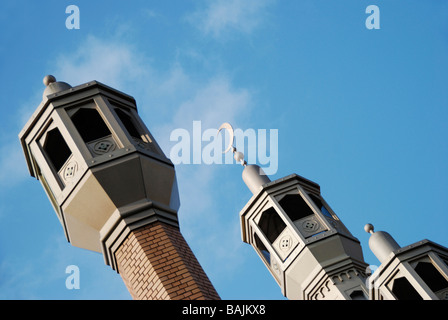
<box><xmin>365</xmin><ymin>223</ymin><xmax>401</xmax><ymax>263</ymax></box>
<box><xmin>43</xmin><ymin>74</ymin><xmax>56</xmax><ymax>86</ymax></box>
<box><xmin>42</xmin><ymin>75</ymin><xmax>72</xmax><ymax>98</ymax></box>
<box><xmin>217</xmin><ymin>122</ymin><xmax>271</xmax><ymax>194</ymax></box>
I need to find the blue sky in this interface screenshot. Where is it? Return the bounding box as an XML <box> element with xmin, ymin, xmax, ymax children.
<box><xmin>0</xmin><ymin>0</ymin><xmax>447</xmax><ymax>300</ymax></box>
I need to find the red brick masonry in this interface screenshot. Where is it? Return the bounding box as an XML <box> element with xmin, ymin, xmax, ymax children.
<box><xmin>115</xmin><ymin>221</ymin><xmax>220</xmax><ymax>300</ymax></box>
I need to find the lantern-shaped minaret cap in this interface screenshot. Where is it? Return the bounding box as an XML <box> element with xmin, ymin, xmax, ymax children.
<box><xmin>42</xmin><ymin>75</ymin><xmax>72</xmax><ymax>98</ymax></box>
<box><xmin>20</xmin><ymin>75</ymin><xmax>180</xmax><ymax>268</ymax></box>
<box><xmin>365</xmin><ymin>223</ymin><xmax>401</xmax><ymax>263</ymax></box>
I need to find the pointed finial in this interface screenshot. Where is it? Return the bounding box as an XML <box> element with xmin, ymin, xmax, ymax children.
<box><xmin>217</xmin><ymin>122</ymin><xmax>270</xmax><ymax>194</ymax></box>
<box><xmin>364</xmin><ymin>223</ymin><xmax>375</xmax><ymax>234</ymax></box>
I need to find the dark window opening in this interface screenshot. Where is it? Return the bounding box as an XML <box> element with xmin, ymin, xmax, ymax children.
<box><xmin>115</xmin><ymin>108</ymin><xmax>141</xmax><ymax>139</ymax></box>
<box><xmin>43</xmin><ymin>128</ymin><xmax>72</xmax><ymax>172</ymax></box>
<box><xmin>350</xmin><ymin>290</ymin><xmax>367</xmax><ymax>300</ymax></box>
<box><xmin>258</xmin><ymin>207</ymin><xmax>286</xmax><ymax>243</ymax></box>
<box><xmin>391</xmin><ymin>277</ymin><xmax>423</xmax><ymax>300</ymax></box>
<box><xmin>71</xmin><ymin>108</ymin><xmax>111</xmax><ymax>143</ymax></box>
<box><xmin>279</xmin><ymin>193</ymin><xmax>315</xmax><ymax>222</ymax></box>
<box><xmin>415</xmin><ymin>261</ymin><xmax>448</xmax><ymax>293</ymax></box>
<box><xmin>254</xmin><ymin>233</ymin><xmax>270</xmax><ymax>264</ymax></box>
<box><xmin>308</xmin><ymin>193</ymin><xmax>334</xmax><ymax>219</ymax></box>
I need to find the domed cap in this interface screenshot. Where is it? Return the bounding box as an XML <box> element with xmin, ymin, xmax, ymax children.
<box><xmin>42</xmin><ymin>75</ymin><xmax>72</xmax><ymax>99</ymax></box>
<box><xmin>365</xmin><ymin>223</ymin><xmax>401</xmax><ymax>263</ymax></box>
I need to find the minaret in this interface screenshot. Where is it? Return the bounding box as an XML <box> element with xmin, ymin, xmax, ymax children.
<box><xmin>365</xmin><ymin>224</ymin><xmax>448</xmax><ymax>300</ymax></box>
<box><xmin>219</xmin><ymin>123</ymin><xmax>369</xmax><ymax>300</ymax></box>
<box><xmin>19</xmin><ymin>75</ymin><xmax>220</xmax><ymax>300</ymax></box>
<box><xmin>220</xmin><ymin>121</ymin><xmax>448</xmax><ymax>300</ymax></box>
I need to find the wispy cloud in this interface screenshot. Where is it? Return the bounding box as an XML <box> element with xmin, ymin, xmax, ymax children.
<box><xmin>154</xmin><ymin>73</ymin><xmax>252</xmax><ymax>151</ymax></box>
<box><xmin>0</xmin><ymin>142</ymin><xmax>29</xmax><ymax>188</ymax></box>
<box><xmin>187</xmin><ymin>0</ymin><xmax>275</xmax><ymax>38</ymax></box>
<box><xmin>0</xmin><ymin>89</ymin><xmax>47</xmax><ymax>188</ymax></box>
<box><xmin>54</xmin><ymin>35</ymin><xmax>149</xmax><ymax>91</ymax></box>
<box><xmin>147</xmin><ymin>62</ymin><xmax>254</xmax><ymax>278</ymax></box>
<box><xmin>0</xmin><ymin>234</ymin><xmax>129</xmax><ymax>299</ymax></box>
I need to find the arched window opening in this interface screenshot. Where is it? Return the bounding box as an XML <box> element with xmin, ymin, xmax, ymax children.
<box><xmin>115</xmin><ymin>108</ymin><xmax>141</xmax><ymax>139</ymax></box>
<box><xmin>71</xmin><ymin>108</ymin><xmax>111</xmax><ymax>143</ymax></box>
<box><xmin>391</xmin><ymin>277</ymin><xmax>422</xmax><ymax>300</ymax></box>
<box><xmin>279</xmin><ymin>193</ymin><xmax>315</xmax><ymax>222</ymax></box>
<box><xmin>43</xmin><ymin>128</ymin><xmax>72</xmax><ymax>172</ymax></box>
<box><xmin>308</xmin><ymin>193</ymin><xmax>334</xmax><ymax>219</ymax></box>
<box><xmin>414</xmin><ymin>261</ymin><xmax>448</xmax><ymax>293</ymax></box>
<box><xmin>258</xmin><ymin>207</ymin><xmax>286</xmax><ymax>244</ymax></box>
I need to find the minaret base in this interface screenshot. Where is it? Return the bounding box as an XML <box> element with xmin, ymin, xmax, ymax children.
<box><xmin>115</xmin><ymin>221</ymin><xmax>220</xmax><ymax>300</ymax></box>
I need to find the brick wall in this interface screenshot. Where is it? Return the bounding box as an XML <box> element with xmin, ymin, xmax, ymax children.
<box><xmin>115</xmin><ymin>221</ymin><xmax>220</xmax><ymax>300</ymax></box>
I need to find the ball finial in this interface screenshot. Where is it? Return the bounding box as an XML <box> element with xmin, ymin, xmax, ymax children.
<box><xmin>234</xmin><ymin>151</ymin><xmax>247</xmax><ymax>166</ymax></box>
<box><xmin>43</xmin><ymin>75</ymin><xmax>56</xmax><ymax>86</ymax></box>
<box><xmin>364</xmin><ymin>223</ymin><xmax>375</xmax><ymax>234</ymax></box>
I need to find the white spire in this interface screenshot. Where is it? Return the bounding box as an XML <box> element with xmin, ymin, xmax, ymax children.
<box><xmin>365</xmin><ymin>223</ymin><xmax>401</xmax><ymax>263</ymax></box>
<box><xmin>218</xmin><ymin>122</ymin><xmax>271</xmax><ymax>194</ymax></box>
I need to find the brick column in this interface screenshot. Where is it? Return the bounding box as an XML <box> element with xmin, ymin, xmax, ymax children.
<box><xmin>115</xmin><ymin>221</ymin><xmax>220</xmax><ymax>300</ymax></box>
